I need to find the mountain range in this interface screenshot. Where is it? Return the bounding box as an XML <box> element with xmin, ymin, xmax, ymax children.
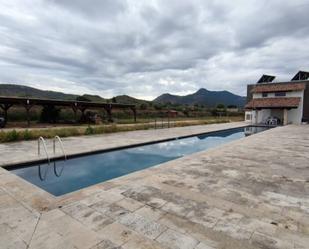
<box><xmin>0</xmin><ymin>84</ymin><xmax>245</xmax><ymax>107</ymax></box>
<box><xmin>0</xmin><ymin>84</ymin><xmax>148</xmax><ymax>105</ymax></box>
<box><xmin>154</xmin><ymin>88</ymin><xmax>245</xmax><ymax>107</ymax></box>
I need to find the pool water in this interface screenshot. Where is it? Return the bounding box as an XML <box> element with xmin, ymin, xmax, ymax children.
<box><xmin>7</xmin><ymin>126</ymin><xmax>269</xmax><ymax>196</ymax></box>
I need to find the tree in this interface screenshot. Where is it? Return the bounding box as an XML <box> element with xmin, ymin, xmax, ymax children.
<box><xmin>140</xmin><ymin>103</ymin><xmax>148</xmax><ymax>110</ymax></box>
<box><xmin>183</xmin><ymin>108</ymin><xmax>190</xmax><ymax>117</ymax></box>
<box><xmin>216</xmin><ymin>103</ymin><xmax>225</xmax><ymax>109</ymax></box>
<box><xmin>154</xmin><ymin>104</ymin><xmax>163</xmax><ymax>110</ymax></box>
<box><xmin>227</xmin><ymin>105</ymin><xmax>237</xmax><ymax>108</ymax></box>
<box><xmin>112</xmin><ymin>97</ymin><xmax>117</xmax><ymax>103</ymax></box>
<box><xmin>40</xmin><ymin>105</ymin><xmax>61</xmax><ymax>123</ymax></box>
<box><xmin>76</xmin><ymin>96</ymin><xmax>91</xmax><ymax>102</ymax></box>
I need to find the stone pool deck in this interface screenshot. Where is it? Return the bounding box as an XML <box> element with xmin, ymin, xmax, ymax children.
<box><xmin>0</xmin><ymin>124</ymin><xmax>308</xmax><ymax>249</ymax></box>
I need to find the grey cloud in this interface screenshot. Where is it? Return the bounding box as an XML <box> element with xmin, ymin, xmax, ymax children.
<box><xmin>231</xmin><ymin>1</ymin><xmax>309</xmax><ymax>49</ymax></box>
<box><xmin>0</xmin><ymin>0</ymin><xmax>308</xmax><ymax>99</ymax></box>
<box><xmin>50</xmin><ymin>0</ymin><xmax>128</xmax><ymax>20</ymax></box>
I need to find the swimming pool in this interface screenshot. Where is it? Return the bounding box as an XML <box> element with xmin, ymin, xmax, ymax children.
<box><xmin>6</xmin><ymin>126</ymin><xmax>270</xmax><ymax>196</ymax></box>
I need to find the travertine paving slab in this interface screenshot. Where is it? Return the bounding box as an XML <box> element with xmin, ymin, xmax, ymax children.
<box><xmin>0</xmin><ymin>188</ymin><xmax>40</xmax><ymax>248</ymax></box>
<box><xmin>0</xmin><ymin>223</ymin><xmax>28</xmax><ymax>249</ymax></box>
<box><xmin>61</xmin><ymin>202</ymin><xmax>114</xmax><ymax>231</ymax></box>
<box><xmin>97</xmin><ymin>222</ymin><xmax>137</xmax><ymax>246</ymax></box>
<box><xmin>116</xmin><ymin>198</ymin><xmax>145</xmax><ymax>212</ymax></box>
<box><xmin>28</xmin><ymin>209</ymin><xmax>102</xmax><ymax>249</ymax></box>
<box><xmin>156</xmin><ymin>228</ymin><xmax>199</xmax><ymax>249</ymax></box>
<box><xmin>91</xmin><ymin>240</ymin><xmax>123</xmax><ymax>249</ymax></box>
<box><xmin>90</xmin><ymin>202</ymin><xmax>131</xmax><ymax>220</ymax></box>
<box><xmin>118</xmin><ymin>213</ymin><xmax>167</xmax><ymax>239</ymax></box>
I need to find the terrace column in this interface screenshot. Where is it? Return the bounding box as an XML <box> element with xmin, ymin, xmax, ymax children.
<box><xmin>255</xmin><ymin>110</ymin><xmax>259</xmax><ymax>125</ymax></box>
<box><xmin>283</xmin><ymin>109</ymin><xmax>288</xmax><ymax>125</ymax></box>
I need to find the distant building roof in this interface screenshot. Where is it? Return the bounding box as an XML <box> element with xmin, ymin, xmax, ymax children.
<box><xmin>251</xmin><ymin>82</ymin><xmax>306</xmax><ymax>93</ymax></box>
<box><xmin>257</xmin><ymin>74</ymin><xmax>276</xmax><ymax>83</ymax></box>
<box><xmin>245</xmin><ymin>97</ymin><xmax>301</xmax><ymax>109</ymax></box>
<box><xmin>291</xmin><ymin>71</ymin><xmax>309</xmax><ymax>81</ymax></box>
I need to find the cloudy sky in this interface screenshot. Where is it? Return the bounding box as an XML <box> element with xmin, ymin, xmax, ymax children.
<box><xmin>0</xmin><ymin>0</ymin><xmax>308</xmax><ymax>99</ymax></box>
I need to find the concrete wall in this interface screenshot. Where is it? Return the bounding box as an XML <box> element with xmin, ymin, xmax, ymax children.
<box><xmin>258</xmin><ymin>109</ymin><xmax>271</xmax><ymax>123</ymax></box>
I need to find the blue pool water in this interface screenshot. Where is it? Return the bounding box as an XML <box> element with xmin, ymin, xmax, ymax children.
<box><xmin>7</xmin><ymin>126</ymin><xmax>269</xmax><ymax>196</ymax></box>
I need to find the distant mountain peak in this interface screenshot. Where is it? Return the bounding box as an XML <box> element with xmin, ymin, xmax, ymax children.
<box><xmin>154</xmin><ymin>88</ymin><xmax>245</xmax><ymax>107</ymax></box>
<box><xmin>195</xmin><ymin>88</ymin><xmax>210</xmax><ymax>94</ymax></box>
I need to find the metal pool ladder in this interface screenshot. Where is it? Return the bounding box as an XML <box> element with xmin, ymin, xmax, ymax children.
<box><xmin>38</xmin><ymin>136</ymin><xmax>50</xmax><ymax>164</ymax></box>
<box><xmin>53</xmin><ymin>135</ymin><xmax>67</xmax><ymax>160</ymax></box>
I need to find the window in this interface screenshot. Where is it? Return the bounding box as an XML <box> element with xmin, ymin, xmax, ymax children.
<box><xmin>262</xmin><ymin>92</ymin><xmax>268</xmax><ymax>97</ymax></box>
<box><xmin>275</xmin><ymin>92</ymin><xmax>286</xmax><ymax>97</ymax></box>
<box><xmin>246</xmin><ymin>114</ymin><xmax>251</xmax><ymax>120</ymax></box>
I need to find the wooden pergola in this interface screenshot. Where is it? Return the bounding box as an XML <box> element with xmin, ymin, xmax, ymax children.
<box><xmin>0</xmin><ymin>96</ymin><xmax>136</xmax><ymax>126</ymax></box>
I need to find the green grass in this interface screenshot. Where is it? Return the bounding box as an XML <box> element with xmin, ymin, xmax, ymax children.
<box><xmin>0</xmin><ymin>117</ymin><xmax>243</xmax><ymax>143</ymax></box>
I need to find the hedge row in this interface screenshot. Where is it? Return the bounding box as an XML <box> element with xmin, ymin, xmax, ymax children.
<box><xmin>0</xmin><ymin>119</ymin><xmax>232</xmax><ymax>143</ymax></box>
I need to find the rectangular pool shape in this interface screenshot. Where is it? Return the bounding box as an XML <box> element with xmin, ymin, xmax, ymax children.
<box><xmin>6</xmin><ymin>126</ymin><xmax>270</xmax><ymax>196</ymax></box>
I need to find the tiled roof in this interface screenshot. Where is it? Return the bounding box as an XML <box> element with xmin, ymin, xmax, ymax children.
<box><xmin>251</xmin><ymin>83</ymin><xmax>306</xmax><ymax>93</ymax></box>
<box><xmin>245</xmin><ymin>97</ymin><xmax>301</xmax><ymax>109</ymax></box>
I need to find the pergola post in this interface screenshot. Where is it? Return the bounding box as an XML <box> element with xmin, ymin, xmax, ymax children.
<box><xmin>131</xmin><ymin>106</ymin><xmax>137</xmax><ymax>123</ymax></box>
<box><xmin>24</xmin><ymin>100</ymin><xmax>33</xmax><ymax>127</ymax></box>
<box><xmin>0</xmin><ymin>103</ymin><xmax>13</xmax><ymax>125</ymax></box>
<box><xmin>78</xmin><ymin>106</ymin><xmax>87</xmax><ymax>123</ymax></box>
<box><xmin>72</xmin><ymin>103</ymin><xmax>78</xmax><ymax>123</ymax></box>
<box><xmin>105</xmin><ymin>104</ymin><xmax>113</xmax><ymax>122</ymax></box>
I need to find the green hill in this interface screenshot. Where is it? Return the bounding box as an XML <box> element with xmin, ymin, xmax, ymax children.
<box><xmin>0</xmin><ymin>84</ymin><xmax>78</xmax><ymax>100</ymax></box>
<box><xmin>0</xmin><ymin>84</ymin><xmax>148</xmax><ymax>105</ymax></box>
<box><xmin>154</xmin><ymin>88</ymin><xmax>246</xmax><ymax>107</ymax></box>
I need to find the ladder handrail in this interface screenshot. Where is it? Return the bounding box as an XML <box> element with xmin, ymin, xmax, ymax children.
<box><xmin>38</xmin><ymin>165</ymin><xmax>48</xmax><ymax>181</ymax></box>
<box><xmin>53</xmin><ymin>161</ymin><xmax>65</xmax><ymax>177</ymax></box>
<box><xmin>53</xmin><ymin>135</ymin><xmax>67</xmax><ymax>160</ymax></box>
<box><xmin>38</xmin><ymin>136</ymin><xmax>50</xmax><ymax>164</ymax></box>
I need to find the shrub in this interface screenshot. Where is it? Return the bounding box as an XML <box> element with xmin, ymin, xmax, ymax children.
<box><xmin>5</xmin><ymin>130</ymin><xmax>19</xmax><ymax>142</ymax></box>
<box><xmin>23</xmin><ymin>129</ymin><xmax>33</xmax><ymax>140</ymax></box>
<box><xmin>85</xmin><ymin>126</ymin><xmax>95</xmax><ymax>135</ymax></box>
<box><xmin>0</xmin><ymin>116</ymin><xmax>240</xmax><ymax>143</ymax></box>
